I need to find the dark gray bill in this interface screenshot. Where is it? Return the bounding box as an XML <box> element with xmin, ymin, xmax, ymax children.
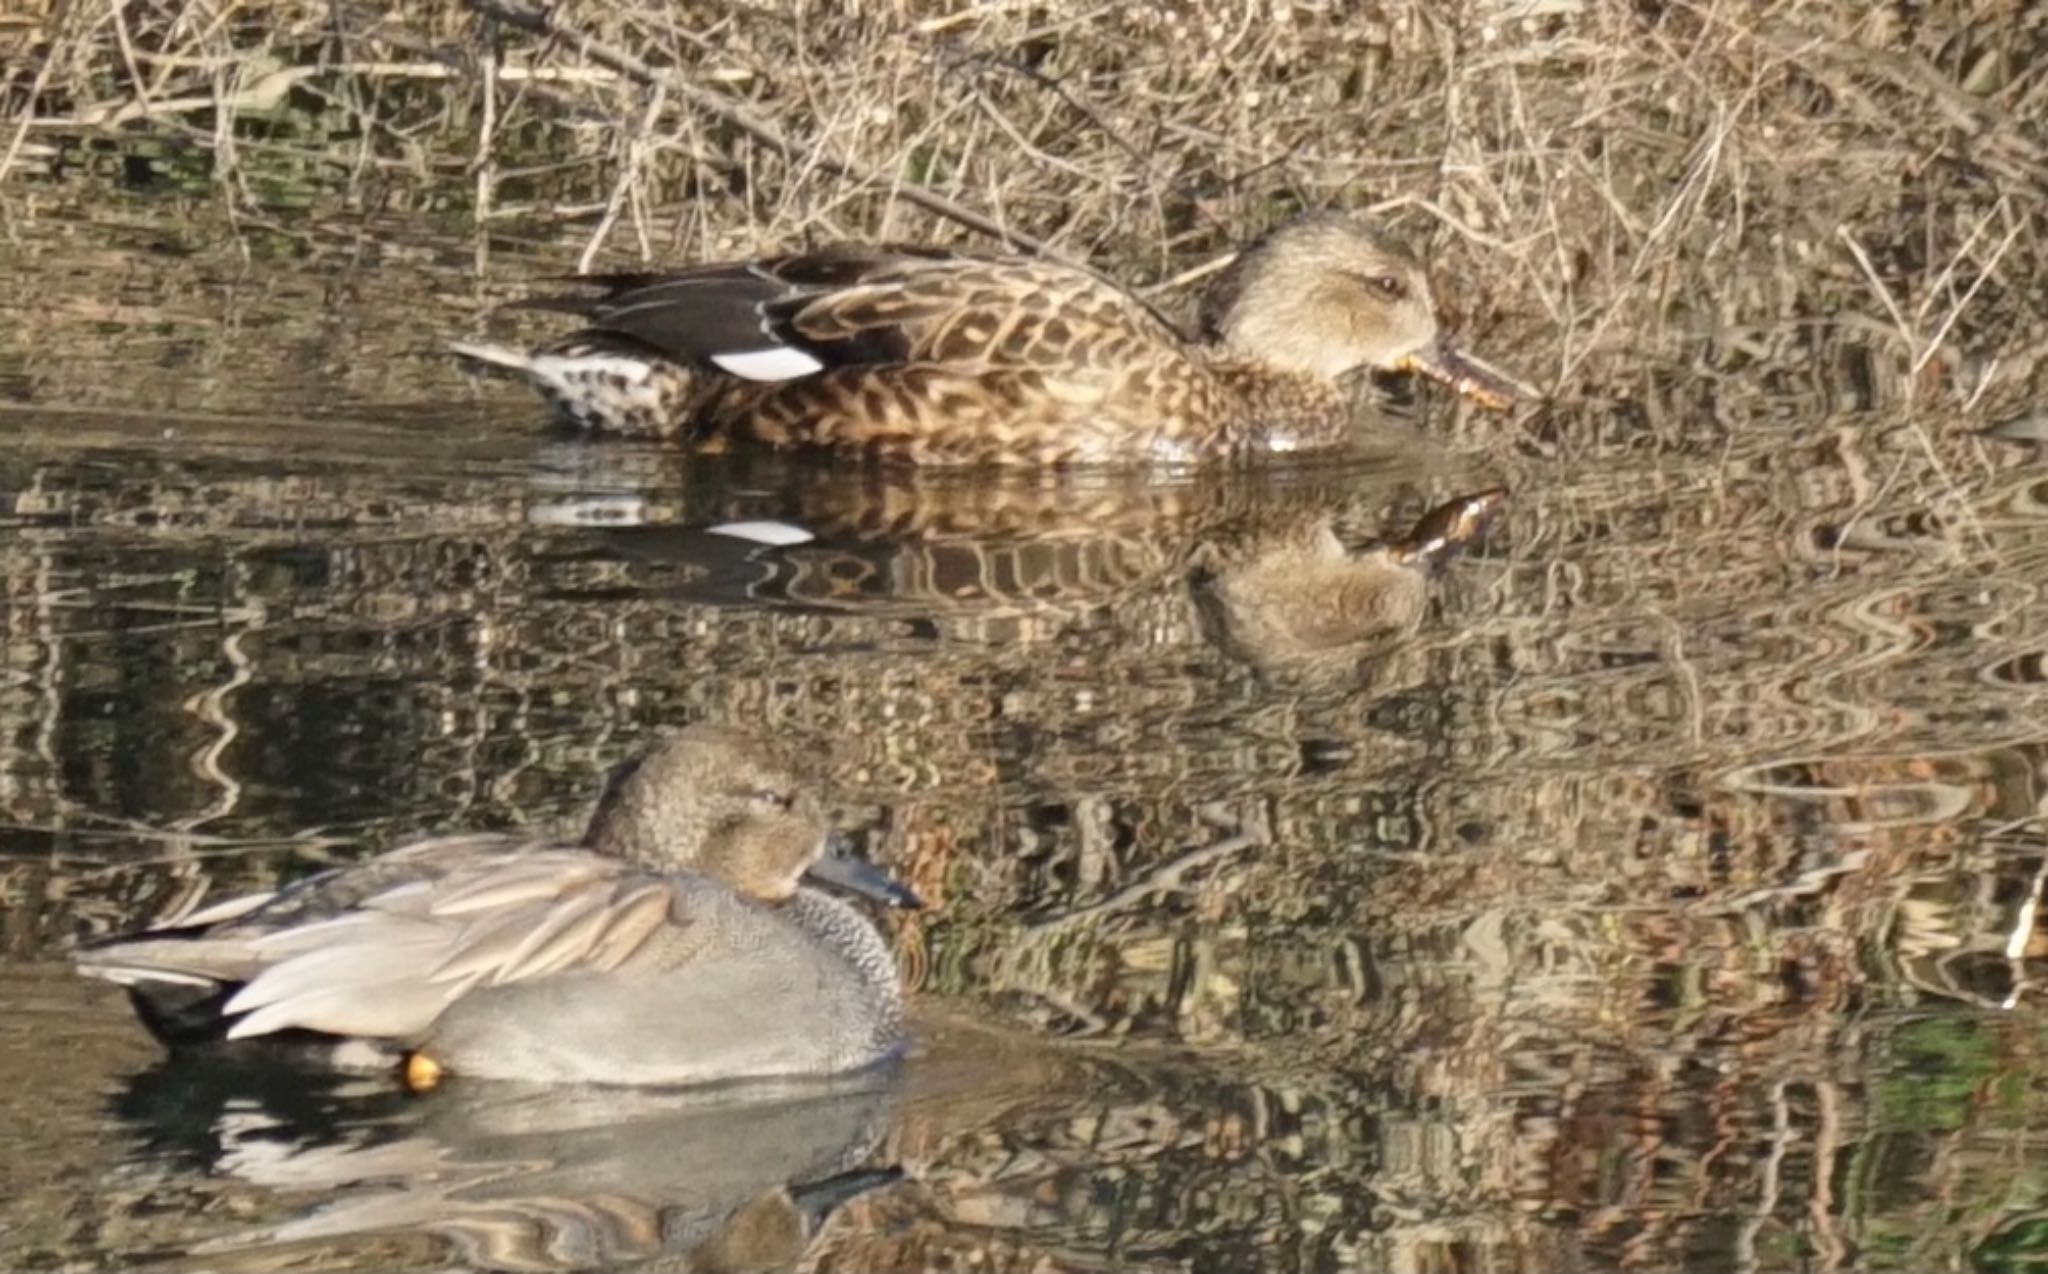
<box><xmin>1395</xmin><ymin>338</ymin><xmax>1519</xmax><ymax>410</ymax></box>
<box><xmin>806</xmin><ymin>837</ymin><xmax>925</xmax><ymax>910</ymax></box>
<box><xmin>789</xmin><ymin>1166</ymin><xmax>907</xmax><ymax>1227</ymax></box>
<box><xmin>1391</xmin><ymin>487</ymin><xmax>1508</xmax><ymax>571</ymax></box>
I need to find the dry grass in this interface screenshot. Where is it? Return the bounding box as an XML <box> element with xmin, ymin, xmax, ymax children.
<box><xmin>5</xmin><ymin>0</ymin><xmax>2045</xmax><ymax>442</ymax></box>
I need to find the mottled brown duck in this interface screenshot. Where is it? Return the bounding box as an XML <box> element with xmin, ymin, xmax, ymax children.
<box><xmin>452</xmin><ymin>215</ymin><xmax>1520</xmax><ymax>466</ymax></box>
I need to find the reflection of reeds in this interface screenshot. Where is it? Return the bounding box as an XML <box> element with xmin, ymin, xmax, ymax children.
<box><xmin>8</xmin><ymin>407</ymin><xmax>2048</xmax><ymax>1270</ymax></box>
<box><xmin>4</xmin><ymin>411</ymin><xmax>2048</xmax><ymax>1265</ymax></box>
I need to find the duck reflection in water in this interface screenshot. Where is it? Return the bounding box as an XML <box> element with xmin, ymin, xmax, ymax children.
<box><xmin>1191</xmin><ymin>487</ymin><xmax>1506</xmax><ymax>679</ymax></box>
<box><xmin>576</xmin><ymin>460</ymin><xmax>1507</xmax><ymax>679</ymax></box>
<box><xmin>114</xmin><ymin>1052</ymin><xmax>900</xmax><ymax>1273</ymax></box>
<box><xmin>75</xmin><ymin>726</ymin><xmax>921</xmax><ymax>1088</ymax></box>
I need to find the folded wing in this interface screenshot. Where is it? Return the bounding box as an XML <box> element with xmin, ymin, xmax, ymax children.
<box><xmin>220</xmin><ymin>851</ymin><xmax>681</xmax><ymax>1040</ymax></box>
<box><xmin>530</xmin><ymin>244</ymin><xmax>1187</xmax><ymax>382</ymax></box>
<box><xmin>76</xmin><ymin>836</ymin><xmax>685</xmax><ymax>1044</ymax></box>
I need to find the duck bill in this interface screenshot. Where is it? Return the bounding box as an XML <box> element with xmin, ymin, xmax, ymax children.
<box><xmin>806</xmin><ymin>838</ymin><xmax>925</xmax><ymax>910</ymax></box>
<box><xmin>788</xmin><ymin>1166</ymin><xmax>907</xmax><ymax>1226</ymax></box>
<box><xmin>1394</xmin><ymin>339</ymin><xmax>1517</xmax><ymax>411</ymax></box>
<box><xmin>1389</xmin><ymin>488</ymin><xmax>1508</xmax><ymax>571</ymax></box>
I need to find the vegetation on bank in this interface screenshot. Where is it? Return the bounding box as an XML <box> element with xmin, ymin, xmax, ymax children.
<box><xmin>5</xmin><ymin>0</ymin><xmax>2043</xmax><ymax>440</ymax></box>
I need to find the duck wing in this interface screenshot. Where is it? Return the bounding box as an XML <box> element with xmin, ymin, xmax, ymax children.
<box><xmin>214</xmin><ymin>850</ymin><xmax>685</xmax><ymax>1042</ymax></box>
<box><xmin>531</xmin><ymin>244</ymin><xmax>1188</xmax><ymax>381</ymax></box>
<box><xmin>74</xmin><ymin>836</ymin><xmax>686</xmax><ymax>1044</ymax></box>
<box><xmin>74</xmin><ymin>833</ymin><xmax>533</xmax><ymax>990</ymax></box>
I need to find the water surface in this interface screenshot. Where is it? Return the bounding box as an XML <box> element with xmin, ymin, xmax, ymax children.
<box><xmin>4</xmin><ymin>213</ymin><xmax>2047</xmax><ymax>1273</ymax></box>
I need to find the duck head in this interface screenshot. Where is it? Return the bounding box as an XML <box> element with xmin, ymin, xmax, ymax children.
<box><xmin>585</xmin><ymin>725</ymin><xmax>921</xmax><ymax>908</ymax></box>
<box><xmin>1198</xmin><ymin>215</ymin><xmax>1517</xmax><ymax>408</ymax></box>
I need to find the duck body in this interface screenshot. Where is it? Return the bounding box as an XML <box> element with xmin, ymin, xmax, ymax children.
<box><xmin>74</xmin><ymin>728</ymin><xmax>918</xmax><ymax>1087</ymax></box>
<box><xmin>454</xmin><ymin>217</ymin><xmax>1516</xmax><ymax>466</ymax></box>
<box><xmin>372</xmin><ymin>846</ymin><xmax>902</xmax><ymax>1086</ymax></box>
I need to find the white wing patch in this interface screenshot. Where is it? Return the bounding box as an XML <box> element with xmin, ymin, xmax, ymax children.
<box><xmin>711</xmin><ymin>346</ymin><xmax>826</xmax><ymax>381</ymax></box>
<box><xmin>447</xmin><ymin>340</ymin><xmax>532</xmax><ymax>373</ymax></box>
<box><xmin>706</xmin><ymin>520</ymin><xmax>816</xmax><ymax>546</ymax></box>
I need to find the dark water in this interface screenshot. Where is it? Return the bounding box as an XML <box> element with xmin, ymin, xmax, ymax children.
<box><xmin>4</xmin><ymin>229</ymin><xmax>2048</xmax><ymax>1274</ymax></box>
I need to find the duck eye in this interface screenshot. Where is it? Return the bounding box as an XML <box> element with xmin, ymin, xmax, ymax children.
<box><xmin>1370</xmin><ymin>274</ymin><xmax>1405</xmax><ymax>299</ymax></box>
<box><xmin>748</xmin><ymin>789</ymin><xmax>794</xmax><ymax>812</ymax></box>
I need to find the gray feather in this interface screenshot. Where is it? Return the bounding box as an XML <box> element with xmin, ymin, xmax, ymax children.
<box><xmin>494</xmin><ymin>888</ymin><xmax>615</xmax><ymax>983</ymax></box>
<box><xmin>585</xmin><ymin>884</ymin><xmax>676</xmax><ymax>973</ymax></box>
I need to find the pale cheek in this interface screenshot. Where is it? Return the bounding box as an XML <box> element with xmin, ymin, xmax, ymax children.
<box><xmin>1346</xmin><ymin>307</ymin><xmax>1407</xmax><ymax>367</ymax></box>
<box><xmin>1367</xmin><ymin>307</ymin><xmax>1434</xmax><ymax>365</ymax></box>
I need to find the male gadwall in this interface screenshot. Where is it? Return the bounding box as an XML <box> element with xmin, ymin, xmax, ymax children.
<box><xmin>74</xmin><ymin>726</ymin><xmax>920</xmax><ymax>1087</ymax></box>
<box><xmin>451</xmin><ymin>214</ymin><xmax>1519</xmax><ymax>466</ymax></box>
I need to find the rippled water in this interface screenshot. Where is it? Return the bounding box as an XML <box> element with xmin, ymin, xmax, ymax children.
<box><xmin>4</xmin><ymin>216</ymin><xmax>2048</xmax><ymax>1273</ymax></box>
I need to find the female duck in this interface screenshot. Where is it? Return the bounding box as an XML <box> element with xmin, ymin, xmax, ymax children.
<box><xmin>74</xmin><ymin>726</ymin><xmax>920</xmax><ymax>1087</ymax></box>
<box><xmin>452</xmin><ymin>215</ymin><xmax>1519</xmax><ymax>466</ymax></box>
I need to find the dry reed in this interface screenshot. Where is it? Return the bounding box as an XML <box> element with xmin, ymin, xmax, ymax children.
<box><xmin>5</xmin><ymin>0</ymin><xmax>2043</xmax><ymax>443</ymax></box>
